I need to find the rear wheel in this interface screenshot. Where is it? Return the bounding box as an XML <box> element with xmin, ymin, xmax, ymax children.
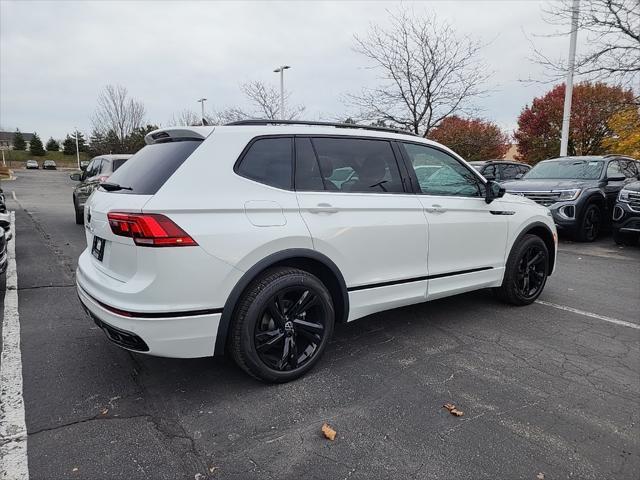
<box><xmin>576</xmin><ymin>204</ymin><xmax>601</xmax><ymax>242</ymax></box>
<box><xmin>495</xmin><ymin>234</ymin><xmax>549</xmax><ymax>306</ymax></box>
<box><xmin>230</xmin><ymin>267</ymin><xmax>335</xmax><ymax>383</ymax></box>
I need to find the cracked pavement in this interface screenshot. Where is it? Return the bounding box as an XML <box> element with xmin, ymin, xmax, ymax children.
<box><xmin>2</xmin><ymin>170</ymin><xmax>639</xmax><ymax>479</ymax></box>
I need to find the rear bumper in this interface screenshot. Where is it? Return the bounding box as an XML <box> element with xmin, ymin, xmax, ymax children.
<box><xmin>77</xmin><ymin>283</ymin><xmax>221</xmax><ymax>358</ymax></box>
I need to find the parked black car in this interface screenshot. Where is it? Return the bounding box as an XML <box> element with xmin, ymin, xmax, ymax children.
<box><xmin>612</xmin><ymin>180</ymin><xmax>640</xmax><ymax>245</ymax></box>
<box><xmin>70</xmin><ymin>154</ymin><xmax>132</xmax><ymax>224</ymax></box>
<box><xmin>469</xmin><ymin>160</ymin><xmax>531</xmax><ymax>181</ymax></box>
<box><xmin>43</xmin><ymin>160</ymin><xmax>57</xmax><ymax>170</ymax></box>
<box><xmin>502</xmin><ymin>155</ymin><xmax>640</xmax><ymax>242</ymax></box>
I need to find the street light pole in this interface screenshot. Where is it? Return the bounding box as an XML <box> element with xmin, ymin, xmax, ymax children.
<box><xmin>72</xmin><ymin>128</ymin><xmax>80</xmax><ymax>170</ymax></box>
<box><xmin>197</xmin><ymin>98</ymin><xmax>207</xmax><ymax>126</ymax></box>
<box><xmin>273</xmin><ymin>65</ymin><xmax>290</xmax><ymax>119</ymax></box>
<box><xmin>560</xmin><ymin>0</ymin><xmax>580</xmax><ymax>157</ymax></box>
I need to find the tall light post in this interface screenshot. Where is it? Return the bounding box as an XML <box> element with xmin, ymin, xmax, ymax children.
<box><xmin>197</xmin><ymin>98</ymin><xmax>207</xmax><ymax>126</ymax></box>
<box><xmin>70</xmin><ymin>128</ymin><xmax>81</xmax><ymax>170</ymax></box>
<box><xmin>560</xmin><ymin>0</ymin><xmax>580</xmax><ymax>157</ymax></box>
<box><xmin>273</xmin><ymin>65</ymin><xmax>290</xmax><ymax>119</ymax></box>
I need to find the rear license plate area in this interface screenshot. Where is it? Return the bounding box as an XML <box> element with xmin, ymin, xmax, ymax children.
<box><xmin>92</xmin><ymin>236</ymin><xmax>106</xmax><ymax>261</ymax></box>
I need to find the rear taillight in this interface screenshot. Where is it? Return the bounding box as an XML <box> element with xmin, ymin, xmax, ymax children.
<box><xmin>107</xmin><ymin>212</ymin><xmax>198</xmax><ymax>247</ymax></box>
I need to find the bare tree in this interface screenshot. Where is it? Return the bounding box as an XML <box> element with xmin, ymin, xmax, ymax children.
<box><xmin>241</xmin><ymin>81</ymin><xmax>305</xmax><ymax>120</ymax></box>
<box><xmin>531</xmin><ymin>0</ymin><xmax>639</xmax><ymax>85</ymax></box>
<box><xmin>169</xmin><ymin>109</ymin><xmax>202</xmax><ymax>126</ymax></box>
<box><xmin>346</xmin><ymin>7</ymin><xmax>490</xmax><ymax>136</ymax></box>
<box><xmin>91</xmin><ymin>84</ymin><xmax>146</xmax><ymax>143</ymax></box>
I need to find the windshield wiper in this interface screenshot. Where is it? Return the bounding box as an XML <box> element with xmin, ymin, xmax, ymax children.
<box><xmin>101</xmin><ymin>182</ymin><xmax>133</xmax><ymax>192</ymax></box>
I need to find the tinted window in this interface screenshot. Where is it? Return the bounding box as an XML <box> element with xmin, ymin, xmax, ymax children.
<box><xmin>519</xmin><ymin>165</ymin><xmax>531</xmax><ymax>175</ymax></box>
<box><xmin>106</xmin><ymin>140</ymin><xmax>201</xmax><ymax>195</ymax></box>
<box><xmin>112</xmin><ymin>158</ymin><xmax>128</xmax><ymax>172</ymax></box>
<box><xmin>403</xmin><ymin>143</ymin><xmax>481</xmax><ymax>197</ymax></box>
<box><xmin>294</xmin><ymin>138</ymin><xmax>324</xmax><ymax>191</ymax></box>
<box><xmin>483</xmin><ymin>164</ymin><xmax>498</xmax><ymax>179</ymax></box>
<box><xmin>86</xmin><ymin>159</ymin><xmax>101</xmax><ymax>178</ymax></box>
<box><xmin>309</xmin><ymin>137</ymin><xmax>404</xmax><ymax>193</ymax></box>
<box><xmin>237</xmin><ymin>137</ymin><xmax>292</xmax><ymax>190</ymax></box>
<box><xmin>500</xmin><ymin>164</ymin><xmax>520</xmax><ymax>180</ymax></box>
<box><xmin>619</xmin><ymin>160</ymin><xmax>638</xmax><ymax>178</ymax></box>
<box><xmin>525</xmin><ymin>159</ymin><xmax>604</xmax><ymax>180</ymax></box>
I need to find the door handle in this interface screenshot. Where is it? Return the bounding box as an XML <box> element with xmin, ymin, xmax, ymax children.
<box><xmin>308</xmin><ymin>203</ymin><xmax>338</xmax><ymax>214</ymax></box>
<box><xmin>424</xmin><ymin>204</ymin><xmax>446</xmax><ymax>214</ymax></box>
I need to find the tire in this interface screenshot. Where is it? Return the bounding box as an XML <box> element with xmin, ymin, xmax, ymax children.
<box><xmin>494</xmin><ymin>234</ymin><xmax>549</xmax><ymax>306</ymax></box>
<box><xmin>575</xmin><ymin>203</ymin><xmax>602</xmax><ymax>242</ymax></box>
<box><xmin>74</xmin><ymin>198</ymin><xmax>84</xmax><ymax>225</ymax></box>
<box><xmin>613</xmin><ymin>229</ymin><xmax>639</xmax><ymax>246</ymax></box>
<box><xmin>230</xmin><ymin>267</ymin><xmax>335</xmax><ymax>383</ymax></box>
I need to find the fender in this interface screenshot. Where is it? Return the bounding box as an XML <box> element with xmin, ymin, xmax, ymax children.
<box><xmin>214</xmin><ymin>248</ymin><xmax>349</xmax><ymax>355</ymax></box>
<box><xmin>510</xmin><ymin>221</ymin><xmax>556</xmax><ymax>275</ymax></box>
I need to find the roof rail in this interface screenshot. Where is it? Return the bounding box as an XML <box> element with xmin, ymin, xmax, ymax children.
<box><xmin>603</xmin><ymin>153</ymin><xmax>636</xmax><ymax>159</ymax></box>
<box><xmin>224</xmin><ymin>119</ymin><xmax>419</xmax><ymax>137</ymax></box>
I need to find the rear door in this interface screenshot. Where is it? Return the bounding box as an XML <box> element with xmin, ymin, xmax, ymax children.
<box><xmin>399</xmin><ymin>142</ymin><xmax>508</xmax><ymax>299</ymax></box>
<box><xmin>295</xmin><ymin>136</ymin><xmax>428</xmax><ymax>316</ymax></box>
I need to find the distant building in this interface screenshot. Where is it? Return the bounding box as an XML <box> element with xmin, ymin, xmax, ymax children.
<box><xmin>0</xmin><ymin>131</ymin><xmax>35</xmax><ymax>150</ymax></box>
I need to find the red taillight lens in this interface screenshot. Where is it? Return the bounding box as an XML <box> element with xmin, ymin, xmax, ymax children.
<box><xmin>107</xmin><ymin>212</ymin><xmax>198</xmax><ymax>247</ymax></box>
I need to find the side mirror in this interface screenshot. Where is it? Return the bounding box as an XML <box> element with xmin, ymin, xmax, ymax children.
<box><xmin>485</xmin><ymin>180</ymin><xmax>505</xmax><ymax>204</ymax></box>
<box><xmin>484</xmin><ymin>173</ymin><xmax>495</xmax><ymax>181</ymax></box>
<box><xmin>69</xmin><ymin>173</ymin><xmax>81</xmax><ymax>181</ymax></box>
<box><xmin>607</xmin><ymin>175</ymin><xmax>625</xmax><ymax>182</ymax></box>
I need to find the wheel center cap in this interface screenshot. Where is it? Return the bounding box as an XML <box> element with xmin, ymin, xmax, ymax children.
<box><xmin>284</xmin><ymin>321</ymin><xmax>294</xmax><ymax>335</ymax></box>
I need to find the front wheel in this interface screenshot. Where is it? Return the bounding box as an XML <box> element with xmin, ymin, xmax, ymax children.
<box><xmin>576</xmin><ymin>204</ymin><xmax>601</xmax><ymax>242</ymax></box>
<box><xmin>230</xmin><ymin>267</ymin><xmax>335</xmax><ymax>383</ymax></box>
<box><xmin>494</xmin><ymin>234</ymin><xmax>549</xmax><ymax>306</ymax></box>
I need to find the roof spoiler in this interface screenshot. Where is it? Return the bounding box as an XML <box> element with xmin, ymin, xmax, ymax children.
<box><xmin>144</xmin><ymin>127</ymin><xmax>214</xmax><ymax>145</ymax></box>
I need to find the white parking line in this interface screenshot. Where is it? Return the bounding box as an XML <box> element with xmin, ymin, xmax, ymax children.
<box><xmin>535</xmin><ymin>299</ymin><xmax>639</xmax><ymax>330</ymax></box>
<box><xmin>0</xmin><ymin>212</ymin><xmax>29</xmax><ymax>480</ymax></box>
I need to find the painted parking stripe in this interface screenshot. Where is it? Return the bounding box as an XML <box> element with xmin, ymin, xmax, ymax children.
<box><xmin>535</xmin><ymin>299</ymin><xmax>639</xmax><ymax>330</ymax></box>
<box><xmin>0</xmin><ymin>212</ymin><xmax>29</xmax><ymax>480</ymax></box>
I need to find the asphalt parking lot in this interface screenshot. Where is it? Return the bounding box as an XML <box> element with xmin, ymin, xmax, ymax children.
<box><xmin>2</xmin><ymin>169</ymin><xmax>639</xmax><ymax>480</ymax></box>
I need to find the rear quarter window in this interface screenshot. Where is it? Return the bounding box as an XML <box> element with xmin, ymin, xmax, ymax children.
<box><xmin>236</xmin><ymin>137</ymin><xmax>293</xmax><ymax>190</ymax></box>
<box><xmin>105</xmin><ymin>140</ymin><xmax>202</xmax><ymax>195</ymax></box>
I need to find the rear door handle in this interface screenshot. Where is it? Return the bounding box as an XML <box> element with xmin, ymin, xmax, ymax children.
<box><xmin>308</xmin><ymin>203</ymin><xmax>339</xmax><ymax>214</ymax></box>
<box><xmin>424</xmin><ymin>204</ymin><xmax>446</xmax><ymax>214</ymax></box>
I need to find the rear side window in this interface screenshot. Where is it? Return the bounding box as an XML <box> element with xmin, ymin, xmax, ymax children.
<box><xmin>237</xmin><ymin>137</ymin><xmax>293</xmax><ymax>190</ymax></box>
<box><xmin>111</xmin><ymin>158</ymin><xmax>128</xmax><ymax>172</ymax></box>
<box><xmin>306</xmin><ymin>137</ymin><xmax>404</xmax><ymax>193</ymax></box>
<box><xmin>106</xmin><ymin>140</ymin><xmax>201</xmax><ymax>195</ymax></box>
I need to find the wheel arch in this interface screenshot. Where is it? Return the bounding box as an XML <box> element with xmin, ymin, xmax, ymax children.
<box><xmin>214</xmin><ymin>249</ymin><xmax>349</xmax><ymax>356</ymax></box>
<box><xmin>513</xmin><ymin>222</ymin><xmax>556</xmax><ymax>275</ymax></box>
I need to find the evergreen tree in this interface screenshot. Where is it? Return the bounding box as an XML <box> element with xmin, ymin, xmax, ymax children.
<box><xmin>76</xmin><ymin>131</ymin><xmax>88</xmax><ymax>152</ymax></box>
<box><xmin>45</xmin><ymin>137</ymin><xmax>60</xmax><ymax>152</ymax></box>
<box><xmin>62</xmin><ymin>135</ymin><xmax>75</xmax><ymax>155</ymax></box>
<box><xmin>29</xmin><ymin>133</ymin><xmax>45</xmax><ymax>156</ymax></box>
<box><xmin>124</xmin><ymin>124</ymin><xmax>158</xmax><ymax>153</ymax></box>
<box><xmin>13</xmin><ymin>129</ymin><xmax>26</xmax><ymax>150</ymax></box>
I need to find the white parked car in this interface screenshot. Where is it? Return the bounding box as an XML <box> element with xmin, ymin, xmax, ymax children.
<box><xmin>76</xmin><ymin>121</ymin><xmax>557</xmax><ymax>382</ymax></box>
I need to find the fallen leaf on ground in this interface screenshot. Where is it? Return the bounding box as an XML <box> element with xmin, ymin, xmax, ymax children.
<box><xmin>443</xmin><ymin>403</ymin><xmax>464</xmax><ymax>417</ymax></box>
<box><xmin>100</xmin><ymin>408</ymin><xmax>109</xmax><ymax>415</ymax></box>
<box><xmin>72</xmin><ymin>467</ymin><xmax>79</xmax><ymax>472</ymax></box>
<box><xmin>536</xmin><ymin>473</ymin><xmax>545</xmax><ymax>480</ymax></box>
<box><xmin>321</xmin><ymin>422</ymin><xmax>337</xmax><ymax>441</ymax></box>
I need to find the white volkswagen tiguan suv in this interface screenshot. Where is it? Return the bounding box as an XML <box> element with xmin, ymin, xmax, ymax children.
<box><xmin>77</xmin><ymin>121</ymin><xmax>557</xmax><ymax>382</ymax></box>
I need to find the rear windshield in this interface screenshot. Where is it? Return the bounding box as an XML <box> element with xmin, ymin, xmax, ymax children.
<box><xmin>105</xmin><ymin>140</ymin><xmax>201</xmax><ymax>194</ymax></box>
<box><xmin>112</xmin><ymin>158</ymin><xmax>128</xmax><ymax>172</ymax></box>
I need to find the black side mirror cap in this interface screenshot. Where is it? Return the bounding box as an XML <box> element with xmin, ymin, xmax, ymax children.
<box><xmin>607</xmin><ymin>175</ymin><xmax>625</xmax><ymax>182</ymax></box>
<box><xmin>485</xmin><ymin>180</ymin><xmax>506</xmax><ymax>204</ymax></box>
<box><xmin>69</xmin><ymin>173</ymin><xmax>81</xmax><ymax>181</ymax></box>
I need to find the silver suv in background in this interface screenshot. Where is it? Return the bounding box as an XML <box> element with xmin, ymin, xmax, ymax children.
<box><xmin>70</xmin><ymin>154</ymin><xmax>132</xmax><ymax>224</ymax></box>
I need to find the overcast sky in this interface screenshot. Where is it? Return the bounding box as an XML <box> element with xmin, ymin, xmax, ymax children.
<box><xmin>1</xmin><ymin>0</ymin><xmax>578</xmax><ymax>141</ymax></box>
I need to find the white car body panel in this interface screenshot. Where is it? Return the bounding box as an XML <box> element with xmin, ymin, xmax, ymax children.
<box><xmin>76</xmin><ymin>124</ymin><xmax>557</xmax><ymax>359</ymax></box>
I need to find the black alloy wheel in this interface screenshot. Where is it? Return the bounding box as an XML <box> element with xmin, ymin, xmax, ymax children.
<box><xmin>230</xmin><ymin>267</ymin><xmax>334</xmax><ymax>383</ymax></box>
<box><xmin>577</xmin><ymin>204</ymin><xmax>601</xmax><ymax>242</ymax></box>
<box><xmin>495</xmin><ymin>234</ymin><xmax>549</xmax><ymax>306</ymax></box>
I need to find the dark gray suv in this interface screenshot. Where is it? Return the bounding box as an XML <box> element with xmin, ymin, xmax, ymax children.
<box><xmin>502</xmin><ymin>155</ymin><xmax>640</xmax><ymax>241</ymax></box>
<box><xmin>70</xmin><ymin>154</ymin><xmax>132</xmax><ymax>224</ymax></box>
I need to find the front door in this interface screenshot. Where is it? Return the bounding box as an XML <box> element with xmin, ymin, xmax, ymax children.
<box><xmin>399</xmin><ymin>142</ymin><xmax>509</xmax><ymax>299</ymax></box>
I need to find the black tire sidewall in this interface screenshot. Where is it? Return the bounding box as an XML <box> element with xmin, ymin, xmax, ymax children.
<box><xmin>578</xmin><ymin>204</ymin><xmax>601</xmax><ymax>242</ymax></box>
<box><xmin>233</xmin><ymin>268</ymin><xmax>334</xmax><ymax>383</ymax></box>
<box><xmin>500</xmin><ymin>234</ymin><xmax>549</xmax><ymax>305</ymax></box>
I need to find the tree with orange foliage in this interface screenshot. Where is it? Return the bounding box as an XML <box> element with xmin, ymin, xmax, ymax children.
<box><xmin>602</xmin><ymin>108</ymin><xmax>640</xmax><ymax>158</ymax></box>
<box><xmin>514</xmin><ymin>82</ymin><xmax>635</xmax><ymax>164</ymax></box>
<box><xmin>428</xmin><ymin>116</ymin><xmax>509</xmax><ymax>161</ymax></box>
